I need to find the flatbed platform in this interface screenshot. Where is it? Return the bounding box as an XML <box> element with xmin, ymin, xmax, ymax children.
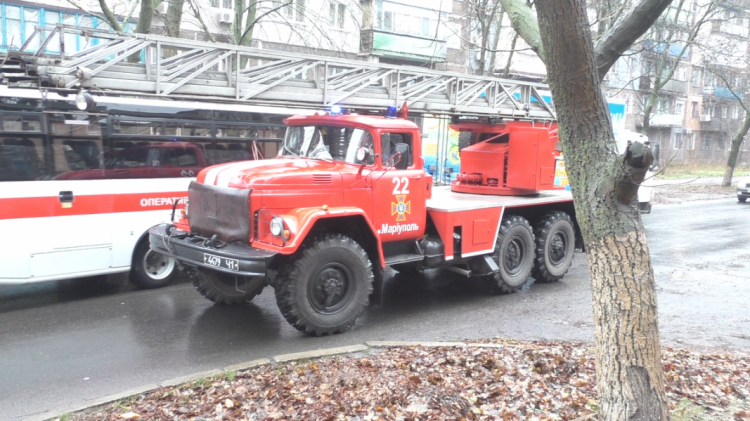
<box><xmin>426</xmin><ymin>187</ymin><xmax>573</xmax><ymax>212</ymax></box>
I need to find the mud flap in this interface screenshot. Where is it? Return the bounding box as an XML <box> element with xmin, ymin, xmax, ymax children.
<box><xmin>469</xmin><ymin>255</ymin><xmax>500</xmax><ymax>277</ymax></box>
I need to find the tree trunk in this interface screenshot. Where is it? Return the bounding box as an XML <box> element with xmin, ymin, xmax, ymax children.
<box><xmin>98</xmin><ymin>0</ymin><xmax>124</xmax><ymax>31</ymax></box>
<box><xmin>498</xmin><ymin>0</ymin><xmax>544</xmax><ymax>60</ymax></box>
<box><xmin>165</xmin><ymin>0</ymin><xmax>185</xmax><ymax>38</ymax></box>
<box><xmin>722</xmin><ymin>112</ymin><xmax>750</xmax><ymax>186</ymax></box>
<box><xmin>536</xmin><ymin>1</ymin><xmax>669</xmax><ymax>420</ymax></box>
<box><xmin>127</xmin><ymin>0</ymin><xmax>156</xmax><ymax>63</ymax></box>
<box><xmin>487</xmin><ymin>5</ymin><xmax>504</xmax><ymax>75</ymax></box>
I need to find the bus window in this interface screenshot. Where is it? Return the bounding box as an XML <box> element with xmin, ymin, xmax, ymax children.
<box><xmin>162</xmin><ymin>148</ymin><xmax>199</xmax><ymax>167</ymax></box>
<box><xmin>0</xmin><ymin>138</ymin><xmax>46</xmax><ymax>181</ymax></box>
<box><xmin>62</xmin><ymin>140</ymin><xmax>100</xmax><ymax>170</ymax></box>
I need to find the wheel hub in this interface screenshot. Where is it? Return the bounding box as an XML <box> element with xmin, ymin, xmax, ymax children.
<box><xmin>310</xmin><ymin>265</ymin><xmax>351</xmax><ymax>313</ymax></box>
<box><xmin>549</xmin><ymin>233</ymin><xmax>566</xmax><ymax>265</ymax></box>
<box><xmin>143</xmin><ymin>249</ymin><xmax>175</xmax><ymax>280</ymax></box>
<box><xmin>504</xmin><ymin>238</ymin><xmax>523</xmax><ymax>274</ymax></box>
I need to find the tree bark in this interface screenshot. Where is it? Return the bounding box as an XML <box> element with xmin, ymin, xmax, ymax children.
<box><xmin>487</xmin><ymin>4</ymin><xmax>504</xmax><ymax>75</ymax></box>
<box><xmin>498</xmin><ymin>0</ymin><xmax>545</xmax><ymax>61</ymax></box>
<box><xmin>98</xmin><ymin>0</ymin><xmax>124</xmax><ymax>31</ymax></box>
<box><xmin>127</xmin><ymin>0</ymin><xmax>156</xmax><ymax>62</ymax></box>
<box><xmin>535</xmin><ymin>1</ymin><xmax>669</xmax><ymax>420</ymax></box>
<box><xmin>500</xmin><ymin>0</ymin><xmax>673</xmax><ymax>81</ymax></box>
<box><xmin>593</xmin><ymin>0</ymin><xmax>673</xmax><ymax>79</ymax></box>
<box><xmin>165</xmin><ymin>0</ymin><xmax>185</xmax><ymax>38</ymax></box>
<box><xmin>722</xmin><ymin>112</ymin><xmax>750</xmax><ymax>186</ymax></box>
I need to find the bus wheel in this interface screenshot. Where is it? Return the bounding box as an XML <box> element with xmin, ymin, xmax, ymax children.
<box><xmin>532</xmin><ymin>212</ymin><xmax>575</xmax><ymax>283</ymax></box>
<box><xmin>486</xmin><ymin>216</ymin><xmax>534</xmax><ymax>294</ymax></box>
<box><xmin>130</xmin><ymin>239</ymin><xmax>177</xmax><ymax>289</ymax></box>
<box><xmin>275</xmin><ymin>234</ymin><xmax>373</xmax><ymax>336</ymax></box>
<box><xmin>192</xmin><ymin>269</ymin><xmax>266</xmax><ymax>304</ymax></box>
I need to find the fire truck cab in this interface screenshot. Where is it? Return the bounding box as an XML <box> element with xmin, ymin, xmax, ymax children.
<box><xmin>150</xmin><ymin>111</ymin><xmax>580</xmax><ymax>336</ymax></box>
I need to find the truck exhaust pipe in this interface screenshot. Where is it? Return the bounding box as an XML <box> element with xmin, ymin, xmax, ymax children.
<box><xmin>445</xmin><ymin>266</ymin><xmax>472</xmax><ymax>277</ymax></box>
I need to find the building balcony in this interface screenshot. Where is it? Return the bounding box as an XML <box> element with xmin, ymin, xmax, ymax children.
<box><xmin>700</xmin><ymin>117</ymin><xmax>742</xmax><ymax>131</ymax></box>
<box><xmin>650</xmin><ymin>113</ymin><xmax>684</xmax><ymax>127</ymax></box>
<box><xmin>642</xmin><ymin>40</ymin><xmax>690</xmax><ymax>58</ymax></box>
<box><xmin>703</xmin><ymin>86</ymin><xmax>742</xmax><ymax>100</ymax></box>
<box><xmin>360</xmin><ymin>29</ymin><xmax>447</xmax><ymax>62</ymax></box>
<box><xmin>711</xmin><ymin>20</ymin><xmax>749</xmax><ymax>37</ymax></box>
<box><xmin>638</xmin><ymin>76</ymin><xmax>686</xmax><ymax>94</ymax></box>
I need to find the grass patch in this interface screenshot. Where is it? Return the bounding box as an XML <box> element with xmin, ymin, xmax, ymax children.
<box><xmin>656</xmin><ymin>163</ymin><xmax>750</xmax><ymax>180</ymax></box>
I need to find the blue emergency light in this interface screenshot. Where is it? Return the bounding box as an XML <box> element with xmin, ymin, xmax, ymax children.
<box><xmin>330</xmin><ymin>105</ymin><xmax>342</xmax><ymax>114</ymax></box>
<box><xmin>385</xmin><ymin>106</ymin><xmax>398</xmax><ymax>118</ymax></box>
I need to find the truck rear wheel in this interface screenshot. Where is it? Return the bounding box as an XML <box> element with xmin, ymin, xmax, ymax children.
<box><xmin>192</xmin><ymin>269</ymin><xmax>266</xmax><ymax>305</ymax></box>
<box><xmin>275</xmin><ymin>234</ymin><xmax>374</xmax><ymax>336</ymax></box>
<box><xmin>532</xmin><ymin>211</ymin><xmax>575</xmax><ymax>283</ymax></box>
<box><xmin>130</xmin><ymin>239</ymin><xmax>177</xmax><ymax>289</ymax></box>
<box><xmin>486</xmin><ymin>215</ymin><xmax>535</xmax><ymax>294</ymax></box>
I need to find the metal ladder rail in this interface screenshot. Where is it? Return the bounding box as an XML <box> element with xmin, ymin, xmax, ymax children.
<box><xmin>1</xmin><ymin>25</ymin><xmax>556</xmax><ymax>120</ymax></box>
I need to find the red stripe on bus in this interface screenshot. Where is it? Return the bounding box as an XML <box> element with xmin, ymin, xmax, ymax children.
<box><xmin>0</xmin><ymin>192</ymin><xmax>188</xmax><ymax>220</ymax></box>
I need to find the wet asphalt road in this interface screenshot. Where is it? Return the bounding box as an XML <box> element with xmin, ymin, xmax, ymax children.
<box><xmin>1</xmin><ymin>198</ymin><xmax>748</xmax><ymax>420</ymax></box>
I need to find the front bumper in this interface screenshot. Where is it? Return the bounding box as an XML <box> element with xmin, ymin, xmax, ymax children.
<box><xmin>738</xmin><ymin>188</ymin><xmax>750</xmax><ymax>200</ymax></box>
<box><xmin>149</xmin><ymin>224</ymin><xmax>276</xmax><ymax>277</ymax></box>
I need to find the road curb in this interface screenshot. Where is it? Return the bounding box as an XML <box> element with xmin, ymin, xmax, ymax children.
<box><xmin>367</xmin><ymin>341</ymin><xmax>467</xmax><ymax>347</ymax></box>
<box><xmin>158</xmin><ymin>369</ymin><xmax>223</xmax><ymax>388</ymax></box>
<box><xmin>26</xmin><ymin>384</ymin><xmax>159</xmax><ymax>421</ymax></box>
<box><xmin>224</xmin><ymin>358</ymin><xmax>272</xmax><ymax>372</ymax></box>
<box><xmin>273</xmin><ymin>344</ymin><xmax>369</xmax><ymax>362</ymax></box>
<box><xmin>38</xmin><ymin>341</ymin><xmax>475</xmax><ymax>420</ymax></box>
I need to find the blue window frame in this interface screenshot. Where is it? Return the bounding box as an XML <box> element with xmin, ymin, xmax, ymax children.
<box><xmin>0</xmin><ymin>3</ymin><xmax>104</xmax><ymax>53</ymax></box>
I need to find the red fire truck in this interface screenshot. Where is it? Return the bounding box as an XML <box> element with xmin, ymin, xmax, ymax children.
<box><xmin>150</xmin><ymin>107</ymin><xmax>580</xmax><ymax>336</ymax></box>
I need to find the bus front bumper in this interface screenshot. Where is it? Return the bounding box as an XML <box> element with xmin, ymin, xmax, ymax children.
<box><xmin>149</xmin><ymin>224</ymin><xmax>276</xmax><ymax>277</ymax></box>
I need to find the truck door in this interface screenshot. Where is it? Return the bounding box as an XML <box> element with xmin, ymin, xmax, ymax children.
<box><xmin>372</xmin><ymin>132</ymin><xmax>426</xmax><ymax>242</ymax></box>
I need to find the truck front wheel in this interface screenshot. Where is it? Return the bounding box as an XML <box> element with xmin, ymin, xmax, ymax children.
<box><xmin>192</xmin><ymin>269</ymin><xmax>267</xmax><ymax>305</ymax></box>
<box><xmin>486</xmin><ymin>216</ymin><xmax>535</xmax><ymax>294</ymax></box>
<box><xmin>532</xmin><ymin>211</ymin><xmax>575</xmax><ymax>283</ymax></box>
<box><xmin>275</xmin><ymin>234</ymin><xmax>374</xmax><ymax>336</ymax></box>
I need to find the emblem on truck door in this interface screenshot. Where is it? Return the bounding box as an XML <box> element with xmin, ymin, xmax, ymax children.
<box><xmin>391</xmin><ymin>195</ymin><xmax>411</xmax><ymax>222</ymax></box>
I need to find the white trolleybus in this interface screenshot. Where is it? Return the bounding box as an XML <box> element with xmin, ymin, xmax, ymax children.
<box><xmin>0</xmin><ymin>87</ymin><xmax>310</xmax><ymax>288</ymax></box>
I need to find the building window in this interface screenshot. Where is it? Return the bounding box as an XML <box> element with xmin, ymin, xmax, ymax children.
<box><xmin>705</xmin><ymin>72</ymin><xmax>715</xmax><ymax>87</ymax></box>
<box><xmin>210</xmin><ymin>0</ymin><xmax>233</xmax><ymax>8</ymax></box>
<box><xmin>674</xmin><ymin>133</ymin><xmax>683</xmax><ymax>150</ymax></box>
<box><xmin>295</xmin><ymin>0</ymin><xmax>306</xmax><ymax>21</ymax></box>
<box><xmin>701</xmin><ymin>137</ymin><xmax>711</xmax><ymax>150</ymax></box>
<box><xmin>657</xmin><ymin>98</ymin><xmax>670</xmax><ymax>113</ymax></box>
<box><xmin>732</xmin><ymin>106</ymin><xmax>740</xmax><ymax>119</ymax></box>
<box><xmin>717</xmin><ymin>138</ymin><xmax>725</xmax><ymax>151</ymax></box>
<box><xmin>0</xmin><ymin>6</ymin><xmax>101</xmax><ymax>54</ymax></box>
<box><xmin>329</xmin><ymin>2</ymin><xmax>345</xmax><ymax>28</ymax></box>
<box><xmin>691</xmin><ymin>101</ymin><xmax>700</xmax><ymax>118</ymax></box>
<box><xmin>675</xmin><ymin>101</ymin><xmax>684</xmax><ymax>116</ymax></box>
<box><xmin>722</xmin><ymin>105</ymin><xmax>728</xmax><ymax>119</ymax></box>
<box><xmin>687</xmin><ymin>133</ymin><xmax>695</xmax><ymax>150</ymax></box>
<box><xmin>675</xmin><ymin>66</ymin><xmax>686</xmax><ymax>81</ymax></box>
<box><xmin>692</xmin><ymin>68</ymin><xmax>702</xmax><ymax>87</ymax></box>
<box><xmin>373</xmin><ymin>0</ymin><xmax>444</xmax><ymax>39</ymax></box>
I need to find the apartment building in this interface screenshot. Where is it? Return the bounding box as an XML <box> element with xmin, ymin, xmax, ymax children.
<box><xmin>602</xmin><ymin>0</ymin><xmax>750</xmax><ymax>165</ymax></box>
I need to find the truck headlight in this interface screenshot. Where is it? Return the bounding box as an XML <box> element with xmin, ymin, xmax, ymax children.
<box><xmin>270</xmin><ymin>217</ymin><xmax>284</xmax><ymax>236</ymax></box>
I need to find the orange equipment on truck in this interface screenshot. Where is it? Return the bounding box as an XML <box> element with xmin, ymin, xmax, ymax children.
<box><xmin>150</xmin><ymin>107</ymin><xmax>580</xmax><ymax>336</ymax></box>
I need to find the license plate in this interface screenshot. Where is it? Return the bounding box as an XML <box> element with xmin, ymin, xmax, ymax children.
<box><xmin>203</xmin><ymin>253</ymin><xmax>239</xmax><ymax>271</ymax></box>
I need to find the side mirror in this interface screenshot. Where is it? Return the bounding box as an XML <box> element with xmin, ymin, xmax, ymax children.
<box><xmin>394</xmin><ymin>143</ymin><xmax>409</xmax><ymax>170</ymax></box>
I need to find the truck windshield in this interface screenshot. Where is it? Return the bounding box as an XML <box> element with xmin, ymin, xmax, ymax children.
<box><xmin>279</xmin><ymin>126</ymin><xmax>375</xmax><ymax>165</ymax></box>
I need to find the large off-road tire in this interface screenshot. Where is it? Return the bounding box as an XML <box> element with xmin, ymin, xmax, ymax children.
<box><xmin>486</xmin><ymin>215</ymin><xmax>535</xmax><ymax>294</ymax></box>
<box><xmin>739</xmin><ymin>196</ymin><xmax>747</xmax><ymax>203</ymax></box>
<box><xmin>274</xmin><ymin>234</ymin><xmax>374</xmax><ymax>336</ymax></box>
<box><xmin>531</xmin><ymin>211</ymin><xmax>575</xmax><ymax>283</ymax></box>
<box><xmin>192</xmin><ymin>268</ymin><xmax>266</xmax><ymax>305</ymax></box>
<box><xmin>130</xmin><ymin>239</ymin><xmax>177</xmax><ymax>289</ymax></box>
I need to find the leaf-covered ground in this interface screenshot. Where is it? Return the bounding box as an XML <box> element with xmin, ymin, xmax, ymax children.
<box><xmin>65</xmin><ymin>340</ymin><xmax>749</xmax><ymax>420</ymax></box>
